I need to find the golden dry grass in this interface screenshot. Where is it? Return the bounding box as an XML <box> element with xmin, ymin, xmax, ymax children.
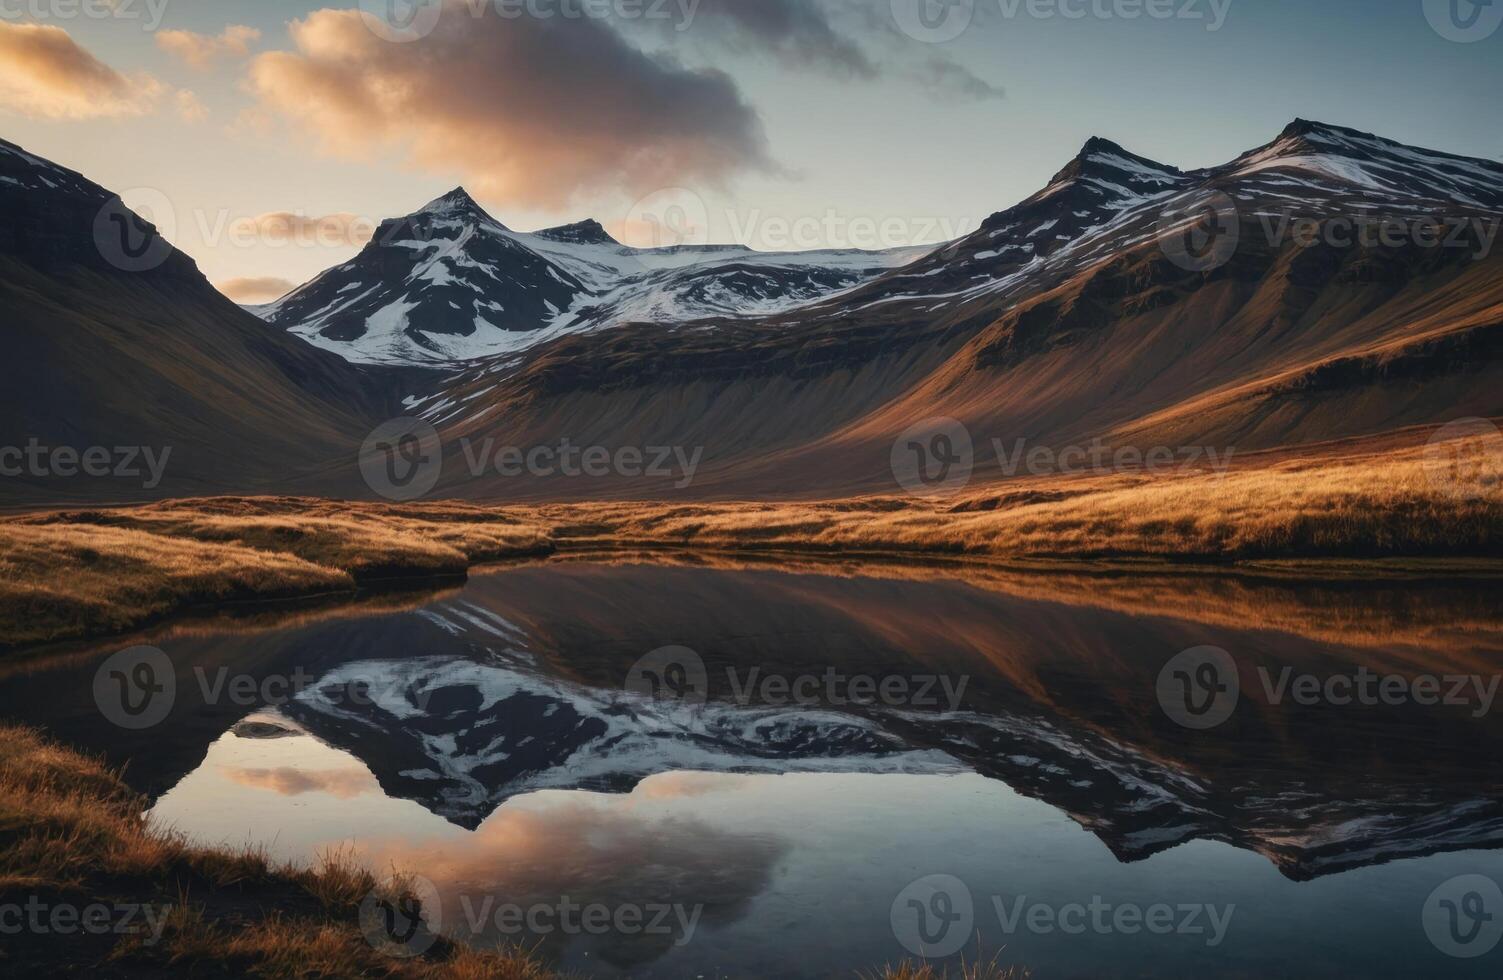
<box><xmin>1</xmin><ymin>498</ymin><xmax>553</xmax><ymax>649</ymax></box>
<box><xmin>874</xmin><ymin>958</ymin><xmax>1029</xmax><ymax>979</ymax></box>
<box><xmin>0</xmin><ymin>723</ymin><xmax>555</xmax><ymax>978</ymax></box>
<box><xmin>2</xmin><ymin>436</ymin><xmax>1497</xmax><ymax>650</ymax></box>
<box><xmin>538</xmin><ymin>437</ymin><xmax>1502</xmax><ymax>560</ymax></box>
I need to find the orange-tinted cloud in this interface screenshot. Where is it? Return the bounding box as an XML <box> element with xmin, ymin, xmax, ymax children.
<box><xmin>0</xmin><ymin>22</ymin><xmax>163</xmax><ymax>119</ymax></box>
<box><xmin>157</xmin><ymin>25</ymin><xmax>262</xmax><ymax>70</ymax></box>
<box><xmin>175</xmin><ymin>89</ymin><xmax>208</xmax><ymax>123</ymax></box>
<box><xmin>221</xmin><ymin>765</ymin><xmax>376</xmax><ymax>798</ymax></box>
<box><xmin>217</xmin><ymin>276</ymin><xmax>298</xmax><ymax>304</ymax></box>
<box><xmin>247</xmin><ymin>4</ymin><xmax>774</xmax><ymax>209</ymax></box>
<box><xmin>233</xmin><ymin>211</ymin><xmax>375</xmax><ymax>247</ymax></box>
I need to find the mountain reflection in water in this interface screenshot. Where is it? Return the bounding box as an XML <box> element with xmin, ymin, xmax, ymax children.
<box><xmin>2</xmin><ymin>556</ymin><xmax>1500</xmax><ymax>978</ymax></box>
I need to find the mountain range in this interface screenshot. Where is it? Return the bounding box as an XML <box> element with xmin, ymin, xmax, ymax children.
<box><xmin>255</xmin><ymin>187</ymin><xmax>923</xmax><ymax>366</ymax></box>
<box><xmin>2</xmin><ymin>119</ymin><xmax>1500</xmax><ymax>502</ymax></box>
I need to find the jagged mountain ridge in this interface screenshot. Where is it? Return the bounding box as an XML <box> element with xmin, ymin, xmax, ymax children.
<box><xmin>406</xmin><ymin>119</ymin><xmax>1503</xmax><ymax>498</ymax></box>
<box><xmin>259</xmin><ymin>187</ymin><xmax>927</xmax><ymax>366</ymax></box>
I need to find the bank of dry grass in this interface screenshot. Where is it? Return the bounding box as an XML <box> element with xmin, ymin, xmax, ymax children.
<box><xmin>545</xmin><ymin>438</ymin><xmax>1502</xmax><ymax>560</ymax></box>
<box><xmin>0</xmin><ymin>723</ymin><xmax>554</xmax><ymax>977</ymax></box>
<box><xmin>2</xmin><ymin>438</ymin><xmax>1497</xmax><ymax>650</ymax></box>
<box><xmin>1</xmin><ymin>498</ymin><xmax>553</xmax><ymax>649</ymax></box>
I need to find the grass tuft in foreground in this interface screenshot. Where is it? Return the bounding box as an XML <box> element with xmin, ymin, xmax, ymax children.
<box><xmin>875</xmin><ymin>957</ymin><xmax>1029</xmax><ymax>979</ymax></box>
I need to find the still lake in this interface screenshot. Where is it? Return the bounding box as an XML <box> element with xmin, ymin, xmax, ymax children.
<box><xmin>3</xmin><ymin>556</ymin><xmax>1501</xmax><ymax>978</ymax></box>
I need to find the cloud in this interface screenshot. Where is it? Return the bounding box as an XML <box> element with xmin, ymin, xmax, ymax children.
<box><xmin>175</xmin><ymin>88</ymin><xmax>208</xmax><ymax>123</ymax></box>
<box><xmin>911</xmin><ymin>54</ymin><xmax>1005</xmax><ymax>102</ymax></box>
<box><xmin>221</xmin><ymin>765</ymin><xmax>376</xmax><ymax>799</ymax></box>
<box><xmin>247</xmin><ymin>4</ymin><xmax>774</xmax><ymax>209</ymax></box>
<box><xmin>156</xmin><ymin>25</ymin><xmax>261</xmax><ymax>70</ymax></box>
<box><xmin>660</xmin><ymin>0</ymin><xmax>1001</xmax><ymax>102</ymax></box>
<box><xmin>356</xmin><ymin>791</ymin><xmax>786</xmax><ymax>966</ymax></box>
<box><xmin>0</xmin><ymin>22</ymin><xmax>163</xmax><ymax>119</ymax></box>
<box><xmin>216</xmin><ymin>276</ymin><xmax>298</xmax><ymax>304</ymax></box>
<box><xmin>232</xmin><ymin>211</ymin><xmax>375</xmax><ymax>247</ymax></box>
<box><xmin>685</xmin><ymin>0</ymin><xmax>877</xmax><ymax>77</ymax></box>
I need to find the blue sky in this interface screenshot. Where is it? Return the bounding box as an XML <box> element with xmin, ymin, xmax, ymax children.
<box><xmin>1</xmin><ymin>0</ymin><xmax>1498</xmax><ymax>296</ymax></box>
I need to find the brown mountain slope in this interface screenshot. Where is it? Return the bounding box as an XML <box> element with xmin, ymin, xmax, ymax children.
<box><xmin>415</xmin><ymin>121</ymin><xmax>1503</xmax><ymax>500</ymax></box>
<box><xmin>0</xmin><ymin>138</ymin><xmax>406</xmax><ymax>504</ymax></box>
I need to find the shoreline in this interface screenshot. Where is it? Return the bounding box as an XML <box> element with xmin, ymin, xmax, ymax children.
<box><xmin>4</xmin><ymin>524</ymin><xmax>1501</xmax><ymax>657</ymax></box>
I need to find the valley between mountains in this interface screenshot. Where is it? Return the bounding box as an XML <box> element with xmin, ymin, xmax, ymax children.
<box><xmin>2</xmin><ymin>119</ymin><xmax>1501</xmax><ymax>645</ymax></box>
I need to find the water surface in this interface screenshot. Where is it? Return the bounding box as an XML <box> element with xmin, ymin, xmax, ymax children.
<box><xmin>3</xmin><ymin>557</ymin><xmax>1500</xmax><ymax>977</ymax></box>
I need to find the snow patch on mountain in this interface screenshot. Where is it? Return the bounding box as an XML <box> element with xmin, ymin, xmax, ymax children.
<box><xmin>256</xmin><ymin>188</ymin><xmax>926</xmax><ymax>367</ymax></box>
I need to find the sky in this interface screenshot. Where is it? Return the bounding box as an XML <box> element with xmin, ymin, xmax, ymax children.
<box><xmin>1</xmin><ymin>0</ymin><xmax>1500</xmax><ymax>301</ymax></box>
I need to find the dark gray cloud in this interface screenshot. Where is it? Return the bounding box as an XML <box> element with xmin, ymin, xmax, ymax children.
<box><xmin>688</xmin><ymin>0</ymin><xmax>878</xmax><ymax>77</ymax></box>
<box><xmin>668</xmin><ymin>0</ymin><xmax>1003</xmax><ymax>102</ymax></box>
<box><xmin>912</xmin><ymin>53</ymin><xmax>1006</xmax><ymax>102</ymax></box>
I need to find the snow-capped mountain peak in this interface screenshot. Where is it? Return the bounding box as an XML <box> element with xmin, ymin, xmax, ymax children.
<box><xmin>412</xmin><ymin>186</ymin><xmax>505</xmax><ymax>227</ymax></box>
<box><xmin>258</xmin><ymin>190</ymin><xmax>924</xmax><ymax>366</ymax></box>
<box><xmin>534</xmin><ymin>218</ymin><xmax>619</xmax><ymax>246</ymax></box>
<box><xmin>1224</xmin><ymin>118</ymin><xmax>1503</xmax><ymax>208</ymax></box>
<box><xmin>1047</xmin><ymin>136</ymin><xmax>1184</xmax><ymax>189</ymax></box>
